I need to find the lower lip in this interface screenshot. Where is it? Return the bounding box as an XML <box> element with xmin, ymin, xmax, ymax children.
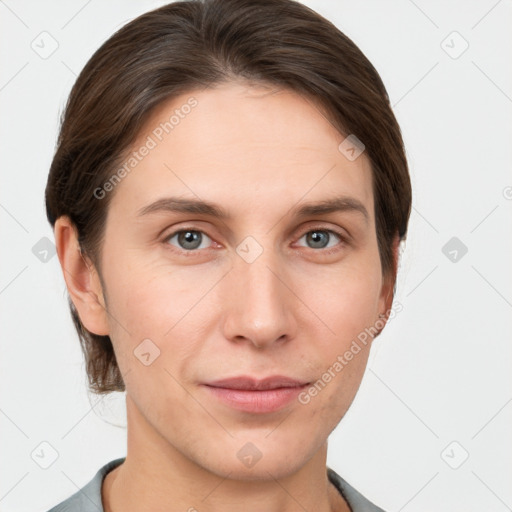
<box><xmin>203</xmin><ymin>384</ymin><xmax>309</xmax><ymax>413</ymax></box>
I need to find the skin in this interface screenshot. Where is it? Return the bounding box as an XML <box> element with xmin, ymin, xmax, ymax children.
<box><xmin>55</xmin><ymin>81</ymin><xmax>398</xmax><ymax>512</ymax></box>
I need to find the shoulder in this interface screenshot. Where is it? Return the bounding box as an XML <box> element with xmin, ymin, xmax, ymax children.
<box><xmin>46</xmin><ymin>458</ymin><xmax>125</xmax><ymax>512</ymax></box>
<box><xmin>327</xmin><ymin>467</ymin><xmax>386</xmax><ymax>512</ymax></box>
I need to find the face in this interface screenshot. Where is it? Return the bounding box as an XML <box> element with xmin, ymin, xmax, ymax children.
<box><xmin>79</xmin><ymin>81</ymin><xmax>393</xmax><ymax>479</ymax></box>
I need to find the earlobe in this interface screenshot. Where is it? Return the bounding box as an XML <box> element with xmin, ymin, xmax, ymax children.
<box><xmin>54</xmin><ymin>216</ymin><xmax>110</xmax><ymax>336</ymax></box>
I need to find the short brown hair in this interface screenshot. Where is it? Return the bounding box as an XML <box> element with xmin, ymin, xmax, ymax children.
<box><xmin>45</xmin><ymin>0</ymin><xmax>412</xmax><ymax>394</ymax></box>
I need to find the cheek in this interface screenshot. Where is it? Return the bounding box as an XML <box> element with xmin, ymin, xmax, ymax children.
<box><xmin>313</xmin><ymin>262</ymin><xmax>382</xmax><ymax>341</ymax></box>
<box><xmin>102</xmin><ymin>258</ymin><xmax>213</xmax><ymax>380</ymax></box>
<box><xmin>104</xmin><ymin>257</ymin><xmax>195</xmax><ymax>334</ymax></box>
<box><xmin>300</xmin><ymin>260</ymin><xmax>381</xmax><ymax>407</ymax></box>
<box><xmin>102</xmin><ymin>231</ymin><xmax>382</xmax><ymax>377</ymax></box>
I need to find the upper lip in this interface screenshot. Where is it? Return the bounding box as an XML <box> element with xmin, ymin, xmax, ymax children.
<box><xmin>204</xmin><ymin>375</ymin><xmax>309</xmax><ymax>391</ymax></box>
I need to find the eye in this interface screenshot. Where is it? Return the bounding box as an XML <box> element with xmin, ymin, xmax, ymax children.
<box><xmin>164</xmin><ymin>229</ymin><xmax>213</xmax><ymax>251</ymax></box>
<box><xmin>163</xmin><ymin>226</ymin><xmax>346</xmax><ymax>255</ymax></box>
<box><xmin>296</xmin><ymin>228</ymin><xmax>344</xmax><ymax>252</ymax></box>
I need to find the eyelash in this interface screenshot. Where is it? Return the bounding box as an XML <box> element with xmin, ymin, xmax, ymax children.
<box><xmin>162</xmin><ymin>226</ymin><xmax>348</xmax><ymax>256</ymax></box>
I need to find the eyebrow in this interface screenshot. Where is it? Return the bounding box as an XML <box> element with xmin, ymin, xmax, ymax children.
<box><xmin>136</xmin><ymin>196</ymin><xmax>369</xmax><ymax>224</ymax></box>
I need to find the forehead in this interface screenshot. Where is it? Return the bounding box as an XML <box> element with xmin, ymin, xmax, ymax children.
<box><xmin>108</xmin><ymin>81</ymin><xmax>374</xmax><ymax>220</ymax></box>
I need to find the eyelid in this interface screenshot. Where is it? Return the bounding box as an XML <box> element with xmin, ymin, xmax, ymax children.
<box><xmin>296</xmin><ymin>223</ymin><xmax>349</xmax><ymax>241</ymax></box>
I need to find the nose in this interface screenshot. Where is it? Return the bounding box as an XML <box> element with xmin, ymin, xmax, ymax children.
<box><xmin>221</xmin><ymin>249</ymin><xmax>298</xmax><ymax>350</ymax></box>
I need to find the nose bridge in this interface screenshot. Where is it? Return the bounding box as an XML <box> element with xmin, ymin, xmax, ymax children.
<box><xmin>222</xmin><ymin>240</ymin><xmax>295</xmax><ymax>347</ymax></box>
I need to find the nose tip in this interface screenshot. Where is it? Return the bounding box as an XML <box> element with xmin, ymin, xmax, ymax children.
<box><xmin>221</xmin><ymin>256</ymin><xmax>297</xmax><ymax>349</ymax></box>
<box><xmin>233</xmin><ymin>329</ymin><xmax>288</xmax><ymax>350</ymax></box>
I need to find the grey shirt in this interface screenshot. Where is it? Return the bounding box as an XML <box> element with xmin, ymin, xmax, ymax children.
<box><xmin>47</xmin><ymin>458</ymin><xmax>385</xmax><ymax>512</ymax></box>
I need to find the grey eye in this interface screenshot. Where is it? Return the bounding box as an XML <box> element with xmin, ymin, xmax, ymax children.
<box><xmin>167</xmin><ymin>230</ymin><xmax>212</xmax><ymax>251</ymax></box>
<box><xmin>298</xmin><ymin>230</ymin><xmax>341</xmax><ymax>250</ymax></box>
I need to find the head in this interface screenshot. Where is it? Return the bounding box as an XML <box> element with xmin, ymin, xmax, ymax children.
<box><xmin>47</xmin><ymin>0</ymin><xmax>411</xmax><ymax>480</ymax></box>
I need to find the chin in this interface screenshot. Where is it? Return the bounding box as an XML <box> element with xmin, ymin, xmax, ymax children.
<box><xmin>190</xmin><ymin>431</ymin><xmax>321</xmax><ymax>482</ymax></box>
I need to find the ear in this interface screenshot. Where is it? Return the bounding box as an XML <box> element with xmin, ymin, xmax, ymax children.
<box><xmin>54</xmin><ymin>216</ymin><xmax>110</xmax><ymax>336</ymax></box>
<box><xmin>377</xmin><ymin>233</ymin><xmax>401</xmax><ymax>325</ymax></box>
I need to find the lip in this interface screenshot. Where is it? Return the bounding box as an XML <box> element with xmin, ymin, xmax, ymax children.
<box><xmin>202</xmin><ymin>375</ymin><xmax>310</xmax><ymax>414</ymax></box>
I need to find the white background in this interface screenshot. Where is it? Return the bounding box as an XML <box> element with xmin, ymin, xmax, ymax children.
<box><xmin>0</xmin><ymin>1</ymin><xmax>511</xmax><ymax>511</ymax></box>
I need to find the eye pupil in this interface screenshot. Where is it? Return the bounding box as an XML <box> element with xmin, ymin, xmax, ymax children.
<box><xmin>307</xmin><ymin>231</ymin><xmax>329</xmax><ymax>249</ymax></box>
<box><xmin>178</xmin><ymin>230</ymin><xmax>202</xmax><ymax>250</ymax></box>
